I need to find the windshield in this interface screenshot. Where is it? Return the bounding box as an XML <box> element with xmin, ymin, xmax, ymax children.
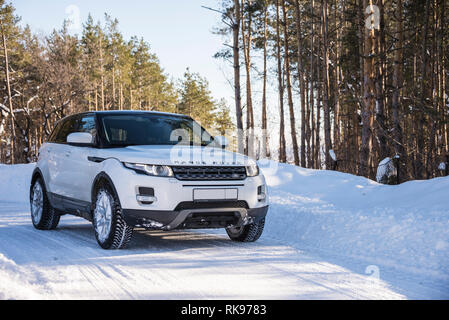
<box><xmin>98</xmin><ymin>113</ymin><xmax>219</xmax><ymax>147</ymax></box>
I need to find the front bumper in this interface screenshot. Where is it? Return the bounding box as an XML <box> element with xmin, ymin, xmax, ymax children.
<box><xmin>122</xmin><ymin>205</ymin><xmax>268</xmax><ymax>230</ymax></box>
<box><xmin>108</xmin><ymin>164</ymin><xmax>269</xmax><ymax>211</ymax></box>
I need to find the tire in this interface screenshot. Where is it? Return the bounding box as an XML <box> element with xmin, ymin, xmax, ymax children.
<box><xmin>92</xmin><ymin>183</ymin><xmax>133</xmax><ymax>249</ymax></box>
<box><xmin>226</xmin><ymin>218</ymin><xmax>265</xmax><ymax>242</ymax></box>
<box><xmin>30</xmin><ymin>177</ymin><xmax>60</xmax><ymax>230</ymax></box>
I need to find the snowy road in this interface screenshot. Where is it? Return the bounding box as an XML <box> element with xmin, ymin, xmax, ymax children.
<box><xmin>1</xmin><ymin>163</ymin><xmax>448</xmax><ymax>299</ymax></box>
<box><xmin>0</xmin><ymin>203</ymin><xmax>405</xmax><ymax>300</ymax></box>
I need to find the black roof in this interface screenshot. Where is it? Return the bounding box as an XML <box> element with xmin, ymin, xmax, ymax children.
<box><xmin>59</xmin><ymin>110</ymin><xmax>191</xmax><ymax>122</ymax></box>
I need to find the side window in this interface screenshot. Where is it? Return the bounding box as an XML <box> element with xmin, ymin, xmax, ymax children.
<box><xmin>77</xmin><ymin>115</ymin><xmax>96</xmax><ymax>135</ymax></box>
<box><xmin>47</xmin><ymin>121</ymin><xmax>62</xmax><ymax>143</ymax></box>
<box><xmin>49</xmin><ymin>114</ymin><xmax>96</xmax><ymax>144</ymax></box>
<box><xmin>54</xmin><ymin>117</ymin><xmax>77</xmax><ymax>143</ymax></box>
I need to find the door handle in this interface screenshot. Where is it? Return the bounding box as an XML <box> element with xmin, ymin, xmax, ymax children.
<box><xmin>88</xmin><ymin>156</ymin><xmax>105</xmax><ymax>163</ymax></box>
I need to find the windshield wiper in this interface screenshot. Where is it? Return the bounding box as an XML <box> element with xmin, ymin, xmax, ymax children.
<box><xmin>107</xmin><ymin>143</ymin><xmax>141</xmax><ymax>148</ymax></box>
<box><xmin>106</xmin><ymin>142</ymin><xmax>215</xmax><ymax>148</ymax></box>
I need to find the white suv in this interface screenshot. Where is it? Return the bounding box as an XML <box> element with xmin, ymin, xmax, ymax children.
<box><xmin>30</xmin><ymin>111</ymin><xmax>269</xmax><ymax>249</ymax></box>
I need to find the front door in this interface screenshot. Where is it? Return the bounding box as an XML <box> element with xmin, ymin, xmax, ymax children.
<box><xmin>59</xmin><ymin>114</ymin><xmax>99</xmax><ymax>205</ymax></box>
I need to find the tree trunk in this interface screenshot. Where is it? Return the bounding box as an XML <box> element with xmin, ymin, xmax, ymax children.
<box><xmin>416</xmin><ymin>0</ymin><xmax>431</xmax><ymax>179</ymax></box>
<box><xmin>333</xmin><ymin>0</ymin><xmax>342</xmax><ymax>162</ymax></box>
<box><xmin>315</xmin><ymin>15</ymin><xmax>322</xmax><ymax>168</ymax></box>
<box><xmin>294</xmin><ymin>0</ymin><xmax>307</xmax><ymax>167</ymax></box>
<box><xmin>241</xmin><ymin>0</ymin><xmax>254</xmax><ymax>157</ymax></box>
<box><xmin>442</xmin><ymin>0</ymin><xmax>448</xmax><ymax>156</ymax></box>
<box><xmin>119</xmin><ymin>82</ymin><xmax>123</xmax><ymax>110</ymax></box>
<box><xmin>281</xmin><ymin>0</ymin><xmax>300</xmax><ymax>166</ymax></box>
<box><xmin>276</xmin><ymin>0</ymin><xmax>287</xmax><ymax>162</ymax></box>
<box><xmin>95</xmin><ymin>86</ymin><xmax>98</xmax><ymax>111</ymax></box>
<box><xmin>310</xmin><ymin>0</ymin><xmax>315</xmax><ymax>168</ymax></box>
<box><xmin>233</xmin><ymin>0</ymin><xmax>244</xmax><ymax>154</ymax></box>
<box><xmin>375</xmin><ymin>0</ymin><xmax>388</xmax><ymax>161</ymax></box>
<box><xmin>321</xmin><ymin>0</ymin><xmax>333</xmax><ymax>169</ymax></box>
<box><xmin>261</xmin><ymin>4</ymin><xmax>270</xmax><ymax>158</ymax></box>
<box><xmin>112</xmin><ymin>67</ymin><xmax>116</xmax><ymax>108</ymax></box>
<box><xmin>1</xmin><ymin>27</ymin><xmax>15</xmax><ymax>164</ymax></box>
<box><xmin>359</xmin><ymin>0</ymin><xmax>376</xmax><ymax>177</ymax></box>
<box><xmin>392</xmin><ymin>0</ymin><xmax>405</xmax><ymax>179</ymax></box>
<box><xmin>99</xmin><ymin>37</ymin><xmax>105</xmax><ymax>111</ymax></box>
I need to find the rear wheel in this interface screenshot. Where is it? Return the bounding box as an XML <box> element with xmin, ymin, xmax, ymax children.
<box><xmin>30</xmin><ymin>177</ymin><xmax>60</xmax><ymax>230</ymax></box>
<box><xmin>226</xmin><ymin>218</ymin><xmax>265</xmax><ymax>242</ymax></box>
<box><xmin>92</xmin><ymin>184</ymin><xmax>133</xmax><ymax>249</ymax></box>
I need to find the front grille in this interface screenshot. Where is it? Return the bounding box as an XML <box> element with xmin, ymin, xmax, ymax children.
<box><xmin>172</xmin><ymin>166</ymin><xmax>247</xmax><ymax>181</ymax></box>
<box><xmin>174</xmin><ymin>201</ymin><xmax>249</xmax><ymax>211</ymax></box>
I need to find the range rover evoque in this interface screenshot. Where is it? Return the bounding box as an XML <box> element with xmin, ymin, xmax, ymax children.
<box><xmin>30</xmin><ymin>111</ymin><xmax>269</xmax><ymax>249</ymax></box>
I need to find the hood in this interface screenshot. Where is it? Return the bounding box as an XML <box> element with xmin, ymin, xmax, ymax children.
<box><xmin>100</xmin><ymin>145</ymin><xmax>253</xmax><ymax>166</ymax></box>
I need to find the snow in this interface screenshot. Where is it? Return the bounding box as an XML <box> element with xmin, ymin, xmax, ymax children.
<box><xmin>376</xmin><ymin>157</ymin><xmax>396</xmax><ymax>183</ymax></box>
<box><xmin>329</xmin><ymin>149</ymin><xmax>336</xmax><ymax>162</ymax></box>
<box><xmin>438</xmin><ymin>162</ymin><xmax>446</xmax><ymax>171</ymax></box>
<box><xmin>0</xmin><ymin>163</ymin><xmax>35</xmax><ymax>203</ymax></box>
<box><xmin>0</xmin><ymin>162</ymin><xmax>448</xmax><ymax>299</ymax></box>
<box><xmin>261</xmin><ymin>160</ymin><xmax>449</xmax><ymax>282</ymax></box>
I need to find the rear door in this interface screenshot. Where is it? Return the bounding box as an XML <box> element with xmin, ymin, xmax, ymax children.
<box><xmin>42</xmin><ymin>120</ymin><xmax>64</xmax><ymax>194</ymax></box>
<box><xmin>48</xmin><ymin>115</ymin><xmax>78</xmax><ymax>199</ymax></box>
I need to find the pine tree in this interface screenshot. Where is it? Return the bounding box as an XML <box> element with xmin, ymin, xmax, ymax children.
<box><xmin>177</xmin><ymin>69</ymin><xmax>217</xmax><ymax>130</ymax></box>
<box><xmin>214</xmin><ymin>99</ymin><xmax>234</xmax><ymax>135</ymax></box>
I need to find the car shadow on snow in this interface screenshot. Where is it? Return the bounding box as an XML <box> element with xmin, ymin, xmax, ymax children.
<box><xmin>28</xmin><ymin>217</ymin><xmax>292</xmax><ymax>261</ymax></box>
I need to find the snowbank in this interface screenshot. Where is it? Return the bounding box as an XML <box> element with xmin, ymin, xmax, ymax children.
<box><xmin>0</xmin><ymin>163</ymin><xmax>35</xmax><ymax>203</ymax></box>
<box><xmin>259</xmin><ymin>160</ymin><xmax>449</xmax><ymax>281</ymax></box>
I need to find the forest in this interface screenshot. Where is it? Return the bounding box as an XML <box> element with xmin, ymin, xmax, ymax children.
<box><xmin>0</xmin><ymin>1</ymin><xmax>233</xmax><ymax>165</ymax></box>
<box><xmin>1</xmin><ymin>0</ymin><xmax>448</xmax><ymax>183</ymax></box>
<box><xmin>212</xmin><ymin>0</ymin><xmax>448</xmax><ymax>182</ymax></box>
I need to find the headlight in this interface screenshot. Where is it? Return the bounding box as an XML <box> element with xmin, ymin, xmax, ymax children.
<box><xmin>123</xmin><ymin>162</ymin><xmax>173</xmax><ymax>177</ymax></box>
<box><xmin>246</xmin><ymin>163</ymin><xmax>259</xmax><ymax>177</ymax></box>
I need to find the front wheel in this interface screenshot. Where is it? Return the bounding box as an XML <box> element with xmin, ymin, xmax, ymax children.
<box><xmin>226</xmin><ymin>218</ymin><xmax>265</xmax><ymax>242</ymax></box>
<box><xmin>30</xmin><ymin>177</ymin><xmax>60</xmax><ymax>230</ymax></box>
<box><xmin>92</xmin><ymin>185</ymin><xmax>133</xmax><ymax>249</ymax></box>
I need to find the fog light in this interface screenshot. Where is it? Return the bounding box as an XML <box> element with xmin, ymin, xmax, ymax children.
<box><xmin>136</xmin><ymin>187</ymin><xmax>156</xmax><ymax>204</ymax></box>
<box><xmin>136</xmin><ymin>195</ymin><xmax>157</xmax><ymax>204</ymax></box>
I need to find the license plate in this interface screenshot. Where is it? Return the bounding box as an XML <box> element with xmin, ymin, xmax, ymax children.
<box><xmin>193</xmin><ymin>188</ymin><xmax>238</xmax><ymax>200</ymax></box>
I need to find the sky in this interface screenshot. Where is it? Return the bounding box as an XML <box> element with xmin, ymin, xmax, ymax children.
<box><xmin>13</xmin><ymin>0</ymin><xmax>288</xmax><ymax>158</ymax></box>
<box><xmin>13</xmin><ymin>0</ymin><xmax>234</xmax><ymax>105</ymax></box>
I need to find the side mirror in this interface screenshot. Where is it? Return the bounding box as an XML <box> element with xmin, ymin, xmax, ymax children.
<box><xmin>67</xmin><ymin>132</ymin><xmax>93</xmax><ymax>146</ymax></box>
<box><xmin>214</xmin><ymin>135</ymin><xmax>229</xmax><ymax>148</ymax></box>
